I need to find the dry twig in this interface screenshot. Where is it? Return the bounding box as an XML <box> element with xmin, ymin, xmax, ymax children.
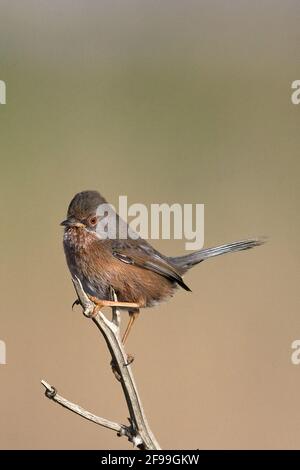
<box><xmin>41</xmin><ymin>276</ymin><xmax>161</xmax><ymax>450</ymax></box>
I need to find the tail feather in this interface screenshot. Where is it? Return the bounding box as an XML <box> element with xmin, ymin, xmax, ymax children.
<box><xmin>170</xmin><ymin>238</ymin><xmax>266</xmax><ymax>272</ymax></box>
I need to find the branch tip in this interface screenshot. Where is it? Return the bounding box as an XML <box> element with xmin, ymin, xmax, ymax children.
<box><xmin>41</xmin><ymin>379</ymin><xmax>57</xmax><ymax>399</ymax></box>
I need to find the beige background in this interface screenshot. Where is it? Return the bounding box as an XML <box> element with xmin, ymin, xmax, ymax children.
<box><xmin>0</xmin><ymin>1</ymin><xmax>300</xmax><ymax>449</ymax></box>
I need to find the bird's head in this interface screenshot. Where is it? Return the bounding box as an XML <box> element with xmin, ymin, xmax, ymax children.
<box><xmin>60</xmin><ymin>190</ymin><xmax>108</xmax><ymax>232</ymax></box>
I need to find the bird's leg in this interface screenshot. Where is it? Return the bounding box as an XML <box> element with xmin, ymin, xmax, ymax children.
<box><xmin>122</xmin><ymin>309</ymin><xmax>140</xmax><ymax>345</ymax></box>
<box><xmin>122</xmin><ymin>309</ymin><xmax>140</xmax><ymax>366</ymax></box>
<box><xmin>88</xmin><ymin>295</ymin><xmax>139</xmax><ymax>310</ymax></box>
<box><xmin>88</xmin><ymin>294</ymin><xmax>139</xmax><ymax>364</ymax></box>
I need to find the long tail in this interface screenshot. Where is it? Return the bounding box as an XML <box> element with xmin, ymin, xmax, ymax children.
<box><xmin>170</xmin><ymin>238</ymin><xmax>265</xmax><ymax>272</ymax></box>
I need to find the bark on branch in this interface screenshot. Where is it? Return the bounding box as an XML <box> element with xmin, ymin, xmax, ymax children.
<box><xmin>41</xmin><ymin>276</ymin><xmax>161</xmax><ymax>450</ymax></box>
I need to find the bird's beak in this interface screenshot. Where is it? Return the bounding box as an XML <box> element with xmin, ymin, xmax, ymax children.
<box><xmin>60</xmin><ymin>219</ymin><xmax>85</xmax><ymax>228</ymax></box>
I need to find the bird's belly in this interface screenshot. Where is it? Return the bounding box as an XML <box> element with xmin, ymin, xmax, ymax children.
<box><xmin>81</xmin><ymin>263</ymin><xmax>176</xmax><ymax>308</ymax></box>
<box><xmin>110</xmin><ymin>267</ymin><xmax>177</xmax><ymax>308</ymax></box>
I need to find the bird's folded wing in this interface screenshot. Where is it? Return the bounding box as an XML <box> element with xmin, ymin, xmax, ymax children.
<box><xmin>112</xmin><ymin>250</ymin><xmax>191</xmax><ymax>292</ymax></box>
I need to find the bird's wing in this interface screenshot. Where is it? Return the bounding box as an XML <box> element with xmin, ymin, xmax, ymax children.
<box><xmin>111</xmin><ymin>243</ymin><xmax>191</xmax><ymax>292</ymax></box>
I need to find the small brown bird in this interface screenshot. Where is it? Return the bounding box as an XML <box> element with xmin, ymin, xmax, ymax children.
<box><xmin>61</xmin><ymin>190</ymin><xmax>264</xmax><ymax>343</ymax></box>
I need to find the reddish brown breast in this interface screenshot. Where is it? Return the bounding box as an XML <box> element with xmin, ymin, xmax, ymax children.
<box><xmin>63</xmin><ymin>227</ymin><xmax>177</xmax><ymax>307</ymax></box>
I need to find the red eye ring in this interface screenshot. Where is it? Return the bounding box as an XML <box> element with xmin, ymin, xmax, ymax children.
<box><xmin>89</xmin><ymin>216</ymin><xmax>97</xmax><ymax>226</ymax></box>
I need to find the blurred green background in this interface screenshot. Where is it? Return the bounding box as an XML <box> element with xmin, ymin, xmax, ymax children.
<box><xmin>0</xmin><ymin>0</ymin><xmax>300</xmax><ymax>449</ymax></box>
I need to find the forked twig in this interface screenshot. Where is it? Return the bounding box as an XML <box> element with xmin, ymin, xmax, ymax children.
<box><xmin>41</xmin><ymin>276</ymin><xmax>161</xmax><ymax>450</ymax></box>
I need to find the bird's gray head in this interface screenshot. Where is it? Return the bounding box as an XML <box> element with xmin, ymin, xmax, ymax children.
<box><xmin>60</xmin><ymin>190</ymin><xmax>108</xmax><ymax>231</ymax></box>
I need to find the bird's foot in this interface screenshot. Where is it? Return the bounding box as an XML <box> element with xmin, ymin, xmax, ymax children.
<box><xmin>110</xmin><ymin>354</ymin><xmax>134</xmax><ymax>382</ymax></box>
<box><xmin>124</xmin><ymin>354</ymin><xmax>135</xmax><ymax>366</ymax></box>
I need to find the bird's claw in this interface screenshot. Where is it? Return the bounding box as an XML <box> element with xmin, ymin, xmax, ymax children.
<box><xmin>72</xmin><ymin>299</ymin><xmax>80</xmax><ymax>310</ymax></box>
<box><xmin>124</xmin><ymin>354</ymin><xmax>135</xmax><ymax>367</ymax></box>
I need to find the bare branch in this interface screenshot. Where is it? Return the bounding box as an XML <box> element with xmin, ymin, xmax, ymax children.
<box><xmin>41</xmin><ymin>277</ymin><xmax>161</xmax><ymax>450</ymax></box>
<box><xmin>40</xmin><ymin>380</ymin><xmax>134</xmax><ymax>442</ymax></box>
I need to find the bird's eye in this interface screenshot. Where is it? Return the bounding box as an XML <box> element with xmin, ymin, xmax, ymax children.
<box><xmin>89</xmin><ymin>216</ymin><xmax>98</xmax><ymax>226</ymax></box>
